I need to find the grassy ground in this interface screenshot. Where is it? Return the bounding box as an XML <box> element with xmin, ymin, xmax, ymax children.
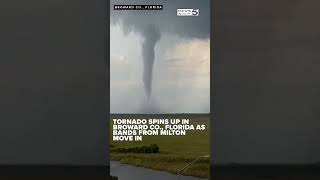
<box><xmin>110</xmin><ymin>116</ymin><xmax>210</xmax><ymax>178</ymax></box>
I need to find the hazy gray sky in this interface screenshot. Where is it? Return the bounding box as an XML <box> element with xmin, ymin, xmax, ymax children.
<box><xmin>110</xmin><ymin>0</ymin><xmax>210</xmax><ymax>114</ymax></box>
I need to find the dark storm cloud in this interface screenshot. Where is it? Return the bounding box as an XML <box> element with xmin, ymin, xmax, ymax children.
<box><xmin>111</xmin><ymin>0</ymin><xmax>210</xmax><ymax>38</ymax></box>
<box><xmin>111</xmin><ymin>0</ymin><xmax>210</xmax><ymax>97</ymax></box>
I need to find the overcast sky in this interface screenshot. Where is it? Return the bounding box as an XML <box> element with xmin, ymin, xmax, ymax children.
<box><xmin>110</xmin><ymin>25</ymin><xmax>210</xmax><ymax>114</ymax></box>
<box><xmin>110</xmin><ymin>0</ymin><xmax>210</xmax><ymax>114</ymax></box>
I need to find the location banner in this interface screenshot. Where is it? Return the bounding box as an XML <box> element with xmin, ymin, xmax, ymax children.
<box><xmin>110</xmin><ymin>0</ymin><xmax>210</xmax><ymax>179</ymax></box>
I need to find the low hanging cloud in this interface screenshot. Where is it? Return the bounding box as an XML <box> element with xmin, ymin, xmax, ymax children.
<box><xmin>110</xmin><ymin>37</ymin><xmax>210</xmax><ymax>114</ymax></box>
<box><xmin>110</xmin><ymin>0</ymin><xmax>210</xmax><ymax>113</ymax></box>
<box><xmin>111</xmin><ymin>0</ymin><xmax>210</xmax><ymax>96</ymax></box>
<box><xmin>110</xmin><ymin>0</ymin><xmax>210</xmax><ymax>38</ymax></box>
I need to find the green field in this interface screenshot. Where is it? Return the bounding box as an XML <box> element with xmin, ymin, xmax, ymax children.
<box><xmin>110</xmin><ymin>116</ymin><xmax>210</xmax><ymax>178</ymax></box>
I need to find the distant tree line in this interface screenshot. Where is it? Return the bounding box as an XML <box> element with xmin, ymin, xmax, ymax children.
<box><xmin>111</xmin><ymin>144</ymin><xmax>159</xmax><ymax>153</ymax></box>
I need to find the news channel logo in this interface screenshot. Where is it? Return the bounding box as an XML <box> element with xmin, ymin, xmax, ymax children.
<box><xmin>177</xmin><ymin>9</ymin><xmax>199</xmax><ymax>16</ymax></box>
